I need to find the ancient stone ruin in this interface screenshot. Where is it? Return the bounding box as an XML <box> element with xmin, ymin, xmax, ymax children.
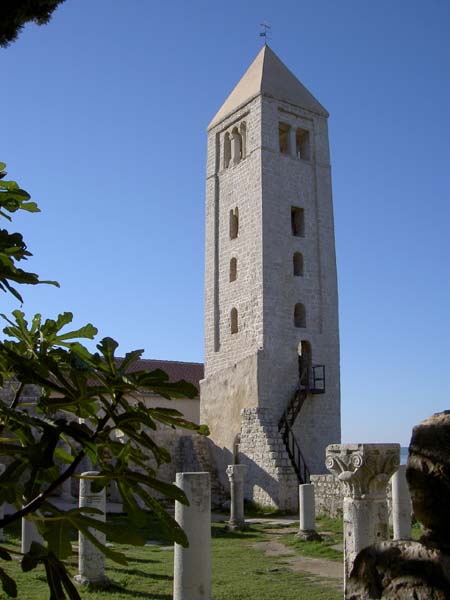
<box><xmin>347</xmin><ymin>411</ymin><xmax>450</xmax><ymax>599</ymax></box>
<box><xmin>75</xmin><ymin>471</ymin><xmax>109</xmax><ymax>587</ymax></box>
<box><xmin>173</xmin><ymin>472</ymin><xmax>211</xmax><ymax>600</ymax></box>
<box><xmin>226</xmin><ymin>464</ymin><xmax>247</xmax><ymax>530</ymax></box>
<box><xmin>297</xmin><ymin>483</ymin><xmax>321</xmax><ymax>541</ymax></box>
<box><xmin>325</xmin><ymin>443</ymin><xmax>400</xmax><ymax>595</ymax></box>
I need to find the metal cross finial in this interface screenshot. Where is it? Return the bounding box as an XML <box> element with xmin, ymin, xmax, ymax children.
<box><xmin>260</xmin><ymin>22</ymin><xmax>271</xmax><ymax>44</ymax></box>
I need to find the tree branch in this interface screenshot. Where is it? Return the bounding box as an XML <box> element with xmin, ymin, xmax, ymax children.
<box><xmin>0</xmin><ymin>396</ymin><xmax>121</xmax><ymax>528</ymax></box>
<box><xmin>0</xmin><ymin>380</ymin><xmax>25</xmax><ymax>436</ymax></box>
<box><xmin>9</xmin><ymin>381</ymin><xmax>24</xmax><ymax>410</ymax></box>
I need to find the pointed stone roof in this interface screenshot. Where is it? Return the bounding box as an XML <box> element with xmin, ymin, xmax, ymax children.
<box><xmin>209</xmin><ymin>45</ymin><xmax>328</xmax><ymax>129</ymax></box>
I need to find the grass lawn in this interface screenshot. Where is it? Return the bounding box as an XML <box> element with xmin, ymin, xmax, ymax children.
<box><xmin>0</xmin><ymin>514</ymin><xmax>342</xmax><ymax>600</ymax></box>
<box><xmin>280</xmin><ymin>515</ymin><xmax>344</xmax><ymax>561</ymax></box>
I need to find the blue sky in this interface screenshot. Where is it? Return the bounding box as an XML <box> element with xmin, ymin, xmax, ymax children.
<box><xmin>2</xmin><ymin>0</ymin><xmax>449</xmax><ymax>445</ymax></box>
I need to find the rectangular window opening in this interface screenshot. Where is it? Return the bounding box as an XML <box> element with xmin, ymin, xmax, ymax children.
<box><xmin>291</xmin><ymin>207</ymin><xmax>305</xmax><ymax>237</ymax></box>
<box><xmin>296</xmin><ymin>128</ymin><xmax>311</xmax><ymax>161</ymax></box>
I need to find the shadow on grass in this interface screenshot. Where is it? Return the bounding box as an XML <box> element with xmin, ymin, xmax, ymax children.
<box><xmin>108</xmin><ymin>514</ymin><xmax>173</xmax><ymax>546</ymax></box>
<box><xmin>126</xmin><ymin>556</ymin><xmax>162</xmax><ymax>565</ymax></box>
<box><xmin>108</xmin><ymin>567</ymin><xmax>172</xmax><ymax>582</ymax></box>
<box><xmin>96</xmin><ymin>583</ymin><xmax>171</xmax><ymax>600</ymax></box>
<box><xmin>211</xmin><ymin>524</ymin><xmax>261</xmax><ymax>539</ymax></box>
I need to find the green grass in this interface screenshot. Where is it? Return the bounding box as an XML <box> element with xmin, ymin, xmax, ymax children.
<box><xmin>315</xmin><ymin>516</ymin><xmax>344</xmax><ymax>536</ymax></box>
<box><xmin>241</xmin><ymin>500</ymin><xmax>294</xmax><ymax>519</ymax></box>
<box><xmin>411</xmin><ymin>521</ymin><xmax>422</xmax><ymax>541</ymax></box>
<box><xmin>280</xmin><ymin>536</ymin><xmax>343</xmax><ymax>562</ymax></box>
<box><xmin>279</xmin><ymin>515</ymin><xmax>344</xmax><ymax>562</ymax></box>
<box><xmin>0</xmin><ymin>516</ymin><xmax>342</xmax><ymax>600</ymax></box>
<box><xmin>281</xmin><ymin>515</ymin><xmax>422</xmax><ymax>563</ymax></box>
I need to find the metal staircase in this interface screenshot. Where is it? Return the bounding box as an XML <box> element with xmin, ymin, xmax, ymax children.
<box><xmin>278</xmin><ymin>365</ymin><xmax>325</xmax><ymax>484</ymax></box>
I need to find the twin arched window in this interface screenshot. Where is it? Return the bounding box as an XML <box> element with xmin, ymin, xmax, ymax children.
<box><xmin>239</xmin><ymin>122</ymin><xmax>246</xmax><ymax>159</ymax></box>
<box><xmin>224</xmin><ymin>121</ymin><xmax>247</xmax><ymax>169</ymax></box>
<box><xmin>224</xmin><ymin>133</ymin><xmax>231</xmax><ymax>168</ymax></box>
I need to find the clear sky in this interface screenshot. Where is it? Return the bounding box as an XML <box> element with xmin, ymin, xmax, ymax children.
<box><xmin>2</xmin><ymin>0</ymin><xmax>450</xmax><ymax>445</ymax></box>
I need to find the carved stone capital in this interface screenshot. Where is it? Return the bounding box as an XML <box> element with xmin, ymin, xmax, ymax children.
<box><xmin>326</xmin><ymin>443</ymin><xmax>400</xmax><ymax>499</ymax></box>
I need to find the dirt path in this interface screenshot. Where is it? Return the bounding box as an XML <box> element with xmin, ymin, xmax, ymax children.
<box><xmin>253</xmin><ymin>538</ymin><xmax>343</xmax><ymax>583</ymax></box>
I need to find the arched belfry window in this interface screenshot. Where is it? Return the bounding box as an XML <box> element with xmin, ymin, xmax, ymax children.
<box><xmin>239</xmin><ymin>122</ymin><xmax>247</xmax><ymax>159</ymax></box>
<box><xmin>224</xmin><ymin>132</ymin><xmax>231</xmax><ymax>169</ymax></box>
<box><xmin>230</xmin><ymin>308</ymin><xmax>238</xmax><ymax>334</ymax></box>
<box><xmin>230</xmin><ymin>257</ymin><xmax>237</xmax><ymax>282</ymax></box>
<box><xmin>230</xmin><ymin>207</ymin><xmax>239</xmax><ymax>240</ymax></box>
<box><xmin>293</xmin><ymin>252</ymin><xmax>303</xmax><ymax>276</ymax></box>
<box><xmin>294</xmin><ymin>303</ymin><xmax>306</xmax><ymax>328</ymax></box>
<box><xmin>231</xmin><ymin>127</ymin><xmax>242</xmax><ymax>165</ymax></box>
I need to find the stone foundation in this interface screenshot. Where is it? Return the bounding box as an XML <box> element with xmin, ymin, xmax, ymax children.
<box><xmin>238</xmin><ymin>407</ymin><xmax>298</xmax><ymax>511</ymax></box>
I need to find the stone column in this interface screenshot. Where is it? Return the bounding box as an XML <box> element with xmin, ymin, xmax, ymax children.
<box><xmin>173</xmin><ymin>472</ymin><xmax>211</xmax><ymax>600</ymax></box>
<box><xmin>21</xmin><ymin>517</ymin><xmax>44</xmax><ymax>553</ymax></box>
<box><xmin>108</xmin><ymin>480</ymin><xmax>121</xmax><ymax>504</ymax></box>
<box><xmin>0</xmin><ymin>464</ymin><xmax>5</xmax><ymax>542</ymax></box>
<box><xmin>78</xmin><ymin>418</ymin><xmax>94</xmax><ymax>472</ymax></box>
<box><xmin>226</xmin><ymin>464</ymin><xmax>247</xmax><ymax>530</ymax></box>
<box><xmin>75</xmin><ymin>471</ymin><xmax>109</xmax><ymax>586</ymax></box>
<box><xmin>326</xmin><ymin>443</ymin><xmax>400</xmax><ymax>596</ymax></box>
<box><xmin>289</xmin><ymin>126</ymin><xmax>297</xmax><ymax>158</ymax></box>
<box><xmin>391</xmin><ymin>465</ymin><xmax>412</xmax><ymax>540</ymax></box>
<box><xmin>297</xmin><ymin>483</ymin><xmax>321</xmax><ymax>541</ymax></box>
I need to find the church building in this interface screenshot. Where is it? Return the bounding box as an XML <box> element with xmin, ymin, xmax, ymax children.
<box><xmin>200</xmin><ymin>45</ymin><xmax>341</xmax><ymax>510</ymax></box>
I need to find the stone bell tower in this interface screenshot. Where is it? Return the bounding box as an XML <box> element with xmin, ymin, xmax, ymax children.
<box><xmin>200</xmin><ymin>45</ymin><xmax>340</xmax><ymax>510</ymax></box>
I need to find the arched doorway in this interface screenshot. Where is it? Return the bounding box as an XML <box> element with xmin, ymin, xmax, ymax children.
<box><xmin>298</xmin><ymin>340</ymin><xmax>312</xmax><ymax>390</ymax></box>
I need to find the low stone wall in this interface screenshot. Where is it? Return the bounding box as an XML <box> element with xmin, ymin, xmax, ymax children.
<box><xmin>310</xmin><ymin>474</ymin><xmax>343</xmax><ymax>517</ymax></box>
<box><xmin>311</xmin><ymin>474</ymin><xmax>393</xmax><ymax>519</ymax></box>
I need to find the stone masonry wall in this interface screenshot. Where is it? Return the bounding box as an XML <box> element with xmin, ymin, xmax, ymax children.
<box><xmin>310</xmin><ymin>474</ymin><xmax>344</xmax><ymax>518</ymax></box>
<box><xmin>238</xmin><ymin>407</ymin><xmax>299</xmax><ymax>511</ymax></box>
<box><xmin>204</xmin><ymin>95</ymin><xmax>264</xmax><ymax>377</ymax></box>
<box><xmin>258</xmin><ymin>95</ymin><xmax>341</xmax><ymax>471</ymax></box>
<box><xmin>311</xmin><ymin>474</ymin><xmax>393</xmax><ymax>519</ymax></box>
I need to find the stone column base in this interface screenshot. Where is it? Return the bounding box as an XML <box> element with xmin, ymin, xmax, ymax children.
<box><xmin>296</xmin><ymin>529</ymin><xmax>322</xmax><ymax>541</ymax></box>
<box><xmin>225</xmin><ymin>521</ymin><xmax>249</xmax><ymax>532</ymax></box>
<box><xmin>74</xmin><ymin>574</ymin><xmax>110</xmax><ymax>588</ymax></box>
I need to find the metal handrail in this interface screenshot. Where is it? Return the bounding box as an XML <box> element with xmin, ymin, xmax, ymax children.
<box><xmin>277</xmin><ymin>366</ymin><xmax>326</xmax><ymax>484</ymax></box>
<box><xmin>279</xmin><ymin>414</ymin><xmax>310</xmax><ymax>483</ymax></box>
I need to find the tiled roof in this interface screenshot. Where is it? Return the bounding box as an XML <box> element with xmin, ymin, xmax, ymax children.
<box><xmin>118</xmin><ymin>358</ymin><xmax>204</xmax><ymax>390</ymax></box>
